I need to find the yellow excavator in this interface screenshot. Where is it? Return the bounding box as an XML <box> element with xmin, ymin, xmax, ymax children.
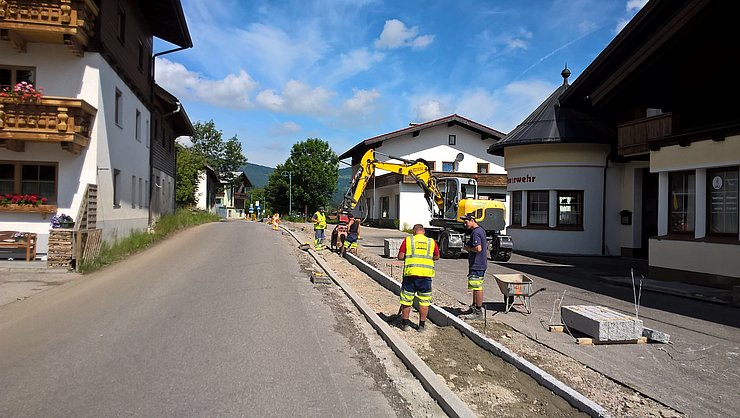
<box><xmin>339</xmin><ymin>149</ymin><xmax>513</xmax><ymax>261</ymax></box>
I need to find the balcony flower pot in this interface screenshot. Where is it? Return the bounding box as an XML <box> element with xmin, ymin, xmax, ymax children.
<box><xmin>0</xmin><ymin>204</ymin><xmax>57</xmax><ymax>214</ymax></box>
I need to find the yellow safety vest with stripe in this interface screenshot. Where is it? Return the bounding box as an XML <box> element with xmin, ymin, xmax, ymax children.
<box><xmin>314</xmin><ymin>211</ymin><xmax>326</xmax><ymax>230</ymax></box>
<box><xmin>403</xmin><ymin>234</ymin><xmax>435</xmax><ymax>278</ymax></box>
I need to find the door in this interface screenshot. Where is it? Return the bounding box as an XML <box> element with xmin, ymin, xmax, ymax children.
<box><xmin>639</xmin><ymin>168</ymin><xmax>658</xmax><ymax>258</ymax></box>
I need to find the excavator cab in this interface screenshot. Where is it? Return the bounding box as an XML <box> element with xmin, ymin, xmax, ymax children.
<box><xmin>437</xmin><ymin>177</ymin><xmax>479</xmax><ymax>220</ymax></box>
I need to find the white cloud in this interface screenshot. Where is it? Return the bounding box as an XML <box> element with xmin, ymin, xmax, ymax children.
<box><xmin>413</xmin><ymin>99</ymin><xmax>448</xmax><ymax>122</ymax></box>
<box><xmin>375</xmin><ymin>19</ymin><xmax>434</xmax><ymax>50</ymax></box>
<box><xmin>626</xmin><ymin>0</ymin><xmax>648</xmax><ymax>12</ymax></box>
<box><xmin>155</xmin><ymin>58</ymin><xmax>258</xmax><ymax>109</ymax></box>
<box><xmin>506</xmin><ymin>38</ymin><xmax>528</xmax><ymax>50</ymax></box>
<box><xmin>255</xmin><ymin>80</ymin><xmax>335</xmax><ymax>115</ymax></box>
<box><xmin>330</xmin><ymin>48</ymin><xmax>385</xmax><ymax>81</ymax></box>
<box><xmin>269</xmin><ymin>121</ymin><xmax>302</xmax><ymax>136</ymax></box>
<box><xmin>455</xmin><ymin>90</ymin><xmax>499</xmax><ymax>122</ymax></box>
<box><xmin>342</xmin><ymin>89</ymin><xmax>380</xmax><ymax>115</ymax></box>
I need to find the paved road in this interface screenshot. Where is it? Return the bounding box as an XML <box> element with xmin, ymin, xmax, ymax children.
<box><xmin>0</xmin><ymin>222</ymin><xmax>400</xmax><ymax>417</ymax></box>
<box><xmin>342</xmin><ymin>223</ymin><xmax>740</xmax><ymax>418</ymax></box>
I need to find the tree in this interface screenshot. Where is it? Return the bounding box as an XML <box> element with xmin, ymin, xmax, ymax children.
<box><xmin>191</xmin><ymin>120</ymin><xmax>247</xmax><ymax>179</ymax></box>
<box><xmin>175</xmin><ymin>143</ymin><xmax>206</xmax><ymax>207</ymax></box>
<box><xmin>265</xmin><ymin>138</ymin><xmax>338</xmax><ymax>215</ymax></box>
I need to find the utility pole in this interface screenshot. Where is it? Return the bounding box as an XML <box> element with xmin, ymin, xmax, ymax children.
<box><xmin>281</xmin><ymin>171</ymin><xmax>292</xmax><ymax>216</ymax></box>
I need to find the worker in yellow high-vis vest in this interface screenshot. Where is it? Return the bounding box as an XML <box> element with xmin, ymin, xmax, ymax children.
<box><xmin>311</xmin><ymin>206</ymin><xmax>327</xmax><ymax>250</ymax></box>
<box><xmin>396</xmin><ymin>224</ymin><xmax>439</xmax><ymax>332</ymax></box>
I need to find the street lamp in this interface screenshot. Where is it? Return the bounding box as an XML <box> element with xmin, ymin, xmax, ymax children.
<box><xmin>282</xmin><ymin>171</ymin><xmax>292</xmax><ymax>216</ymax></box>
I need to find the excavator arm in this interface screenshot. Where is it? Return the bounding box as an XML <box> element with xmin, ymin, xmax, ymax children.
<box><xmin>340</xmin><ymin>149</ymin><xmax>444</xmax><ymax>214</ymax></box>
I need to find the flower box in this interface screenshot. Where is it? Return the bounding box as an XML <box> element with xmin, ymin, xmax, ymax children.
<box><xmin>0</xmin><ymin>204</ymin><xmax>57</xmax><ymax>214</ymax></box>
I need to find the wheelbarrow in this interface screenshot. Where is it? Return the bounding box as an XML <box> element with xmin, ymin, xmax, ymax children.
<box><xmin>494</xmin><ymin>273</ymin><xmax>534</xmax><ymax>314</ymax></box>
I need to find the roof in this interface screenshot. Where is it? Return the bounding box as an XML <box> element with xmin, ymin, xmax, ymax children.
<box><xmin>338</xmin><ymin>114</ymin><xmax>506</xmax><ymax>160</ymax></box>
<box><xmin>221</xmin><ymin>171</ymin><xmax>254</xmax><ymax>188</ymax></box>
<box><xmin>154</xmin><ymin>84</ymin><xmax>195</xmax><ymax>137</ymax></box>
<box><xmin>138</xmin><ymin>0</ymin><xmax>193</xmax><ymax>48</ymax></box>
<box><xmin>488</xmin><ymin>69</ymin><xmax>615</xmax><ymax>156</ymax></box>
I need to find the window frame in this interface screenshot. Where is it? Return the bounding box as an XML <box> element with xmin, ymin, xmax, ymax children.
<box><xmin>0</xmin><ymin>161</ymin><xmax>58</xmax><ymax>205</ymax></box>
<box><xmin>425</xmin><ymin>160</ymin><xmax>436</xmax><ymax>171</ymax></box>
<box><xmin>380</xmin><ymin>196</ymin><xmax>390</xmax><ymax>219</ymax></box>
<box><xmin>135</xmin><ymin>109</ymin><xmax>141</xmax><ymax>142</ymax></box>
<box><xmin>668</xmin><ymin>171</ymin><xmax>696</xmax><ymax>234</ymax></box>
<box><xmin>511</xmin><ymin>191</ymin><xmax>522</xmax><ymax>226</ymax></box>
<box><xmin>442</xmin><ymin>161</ymin><xmax>454</xmax><ymax>172</ymax></box>
<box><xmin>113</xmin><ymin>169</ymin><xmax>121</xmax><ymax>208</ymax></box>
<box><xmin>706</xmin><ymin>166</ymin><xmax>739</xmax><ymax>237</ymax></box>
<box><xmin>0</xmin><ymin>65</ymin><xmax>36</xmax><ymax>91</ymax></box>
<box><xmin>527</xmin><ymin>190</ymin><xmax>549</xmax><ymax>225</ymax></box>
<box><xmin>448</xmin><ymin>135</ymin><xmax>456</xmax><ymax>145</ymax></box>
<box><xmin>115</xmin><ymin>88</ymin><xmax>123</xmax><ymax>127</ymax></box>
<box><xmin>477</xmin><ymin>163</ymin><xmax>489</xmax><ymax>174</ymax></box>
<box><xmin>557</xmin><ymin>190</ymin><xmax>584</xmax><ymax>228</ymax></box>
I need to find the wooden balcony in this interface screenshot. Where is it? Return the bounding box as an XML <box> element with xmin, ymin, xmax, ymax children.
<box><xmin>617</xmin><ymin>113</ymin><xmax>672</xmax><ymax>156</ymax></box>
<box><xmin>0</xmin><ymin>96</ymin><xmax>96</xmax><ymax>154</ymax></box>
<box><xmin>0</xmin><ymin>0</ymin><xmax>99</xmax><ymax>56</ymax></box>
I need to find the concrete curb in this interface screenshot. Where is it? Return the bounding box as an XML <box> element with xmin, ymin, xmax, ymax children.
<box><xmin>342</xmin><ymin>251</ymin><xmax>611</xmax><ymax>418</ymax></box>
<box><xmin>281</xmin><ymin>226</ymin><xmax>477</xmax><ymax>418</ymax></box>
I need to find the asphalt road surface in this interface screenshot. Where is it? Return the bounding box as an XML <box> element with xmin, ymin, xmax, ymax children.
<box><xmin>0</xmin><ymin>222</ymin><xmax>402</xmax><ymax>417</ymax></box>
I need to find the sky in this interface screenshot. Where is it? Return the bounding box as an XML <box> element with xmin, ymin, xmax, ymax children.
<box><xmin>154</xmin><ymin>0</ymin><xmax>648</xmax><ymax>168</ymax></box>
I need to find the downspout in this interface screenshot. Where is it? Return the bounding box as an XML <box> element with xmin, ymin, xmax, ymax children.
<box><xmin>148</xmin><ymin>46</ymin><xmax>190</xmax><ymax>227</ymax></box>
<box><xmin>601</xmin><ymin>153</ymin><xmax>610</xmax><ymax>255</ymax></box>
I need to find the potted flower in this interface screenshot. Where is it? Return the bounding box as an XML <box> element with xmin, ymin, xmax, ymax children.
<box><xmin>51</xmin><ymin>213</ymin><xmax>75</xmax><ymax>229</ymax></box>
<box><xmin>0</xmin><ymin>193</ymin><xmax>47</xmax><ymax>206</ymax></box>
<box><xmin>0</xmin><ymin>81</ymin><xmax>44</xmax><ymax>104</ymax></box>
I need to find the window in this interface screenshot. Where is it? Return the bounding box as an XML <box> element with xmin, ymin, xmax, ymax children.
<box><xmin>117</xmin><ymin>8</ymin><xmax>126</xmax><ymax>44</ymax></box>
<box><xmin>442</xmin><ymin>162</ymin><xmax>454</xmax><ymax>172</ymax></box>
<box><xmin>0</xmin><ymin>162</ymin><xmax>57</xmax><ymax>204</ymax></box>
<box><xmin>115</xmin><ymin>89</ymin><xmax>122</xmax><ymax>126</ymax></box>
<box><xmin>135</xmin><ymin>109</ymin><xmax>141</xmax><ymax>141</ymax></box>
<box><xmin>146</xmin><ymin>120</ymin><xmax>150</xmax><ymax>148</ymax></box>
<box><xmin>448</xmin><ymin>135</ymin><xmax>456</xmax><ymax>145</ymax></box>
<box><xmin>511</xmin><ymin>191</ymin><xmax>522</xmax><ymax>225</ymax></box>
<box><xmin>557</xmin><ymin>191</ymin><xmax>583</xmax><ymax>227</ymax></box>
<box><xmin>425</xmin><ymin>161</ymin><xmax>436</xmax><ymax>171</ymax></box>
<box><xmin>145</xmin><ymin>180</ymin><xmax>149</xmax><ymax>208</ymax></box>
<box><xmin>113</xmin><ymin>169</ymin><xmax>121</xmax><ymax>208</ymax></box>
<box><xmin>669</xmin><ymin>171</ymin><xmax>695</xmax><ymax>233</ymax></box>
<box><xmin>380</xmin><ymin>196</ymin><xmax>390</xmax><ymax>218</ymax></box>
<box><xmin>527</xmin><ymin>191</ymin><xmax>549</xmax><ymax>225</ymax></box>
<box><xmin>477</xmin><ymin>163</ymin><xmax>489</xmax><ymax>174</ymax></box>
<box><xmin>139</xmin><ymin>177</ymin><xmax>143</xmax><ymax>209</ymax></box>
<box><xmin>0</xmin><ymin>66</ymin><xmax>35</xmax><ymax>90</ymax></box>
<box><xmin>707</xmin><ymin>167</ymin><xmax>738</xmax><ymax>236</ymax></box>
<box><xmin>131</xmin><ymin>175</ymin><xmax>136</xmax><ymax>208</ymax></box>
<box><xmin>137</xmin><ymin>39</ymin><xmax>145</xmax><ymax>70</ymax></box>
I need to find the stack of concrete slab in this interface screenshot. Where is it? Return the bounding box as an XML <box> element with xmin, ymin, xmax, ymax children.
<box><xmin>561</xmin><ymin>305</ymin><xmax>643</xmax><ymax>342</ymax></box>
<box><xmin>383</xmin><ymin>238</ymin><xmax>405</xmax><ymax>258</ymax></box>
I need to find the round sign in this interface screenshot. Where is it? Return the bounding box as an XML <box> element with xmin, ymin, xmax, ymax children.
<box><xmin>712</xmin><ymin>176</ymin><xmax>723</xmax><ymax>190</ymax></box>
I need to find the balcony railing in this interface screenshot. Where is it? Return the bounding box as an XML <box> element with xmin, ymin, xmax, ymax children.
<box><xmin>0</xmin><ymin>96</ymin><xmax>97</xmax><ymax>154</ymax></box>
<box><xmin>617</xmin><ymin>113</ymin><xmax>672</xmax><ymax>156</ymax></box>
<box><xmin>0</xmin><ymin>0</ymin><xmax>99</xmax><ymax>56</ymax></box>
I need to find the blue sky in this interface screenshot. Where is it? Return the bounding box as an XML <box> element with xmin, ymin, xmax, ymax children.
<box><xmin>154</xmin><ymin>0</ymin><xmax>647</xmax><ymax>168</ymax></box>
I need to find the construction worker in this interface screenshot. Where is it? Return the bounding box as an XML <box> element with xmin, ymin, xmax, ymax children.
<box><xmin>272</xmin><ymin>213</ymin><xmax>280</xmax><ymax>230</ymax></box>
<box><xmin>397</xmin><ymin>224</ymin><xmax>439</xmax><ymax>332</ymax></box>
<box><xmin>341</xmin><ymin>213</ymin><xmax>360</xmax><ymax>256</ymax></box>
<box><xmin>460</xmin><ymin>213</ymin><xmax>487</xmax><ymax>320</ymax></box>
<box><xmin>311</xmin><ymin>206</ymin><xmax>327</xmax><ymax>249</ymax></box>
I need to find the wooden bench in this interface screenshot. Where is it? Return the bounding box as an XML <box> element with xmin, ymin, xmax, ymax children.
<box><xmin>0</xmin><ymin>231</ymin><xmax>38</xmax><ymax>261</ymax></box>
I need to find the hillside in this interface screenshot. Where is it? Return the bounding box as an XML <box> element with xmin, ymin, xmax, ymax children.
<box><xmin>243</xmin><ymin>163</ymin><xmax>351</xmax><ymax>207</ymax></box>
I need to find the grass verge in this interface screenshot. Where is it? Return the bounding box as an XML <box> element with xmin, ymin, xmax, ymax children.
<box><xmin>77</xmin><ymin>208</ymin><xmax>221</xmax><ymax>274</ymax></box>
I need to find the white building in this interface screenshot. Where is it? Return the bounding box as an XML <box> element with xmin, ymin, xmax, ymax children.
<box><xmin>0</xmin><ymin>0</ymin><xmax>192</xmax><ymax>255</ymax></box>
<box><xmin>339</xmin><ymin>114</ymin><xmax>507</xmax><ymax>230</ymax></box>
<box><xmin>490</xmin><ymin>0</ymin><xmax>739</xmax><ymax>289</ymax></box>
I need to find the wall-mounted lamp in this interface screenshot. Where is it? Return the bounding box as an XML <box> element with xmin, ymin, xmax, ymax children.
<box><xmin>619</xmin><ymin>210</ymin><xmax>632</xmax><ymax>225</ymax></box>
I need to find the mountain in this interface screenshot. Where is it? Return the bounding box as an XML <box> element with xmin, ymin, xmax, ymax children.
<box><xmin>241</xmin><ymin>162</ymin><xmax>274</xmax><ymax>188</ymax></box>
<box><xmin>242</xmin><ymin>163</ymin><xmax>351</xmax><ymax>207</ymax></box>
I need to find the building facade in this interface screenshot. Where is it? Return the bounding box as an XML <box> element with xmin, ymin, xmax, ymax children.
<box><xmin>339</xmin><ymin>114</ymin><xmax>508</xmax><ymax>230</ymax></box>
<box><xmin>490</xmin><ymin>0</ymin><xmax>739</xmax><ymax>288</ymax></box>
<box><xmin>0</xmin><ymin>0</ymin><xmax>192</xmax><ymax>255</ymax></box>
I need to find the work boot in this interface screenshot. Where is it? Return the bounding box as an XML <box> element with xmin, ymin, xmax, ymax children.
<box><xmin>400</xmin><ymin>319</ymin><xmax>411</xmax><ymax>331</ymax></box>
<box><xmin>460</xmin><ymin>306</ymin><xmax>483</xmax><ymax>320</ymax></box>
<box><xmin>417</xmin><ymin>324</ymin><xmax>428</xmax><ymax>333</ymax></box>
